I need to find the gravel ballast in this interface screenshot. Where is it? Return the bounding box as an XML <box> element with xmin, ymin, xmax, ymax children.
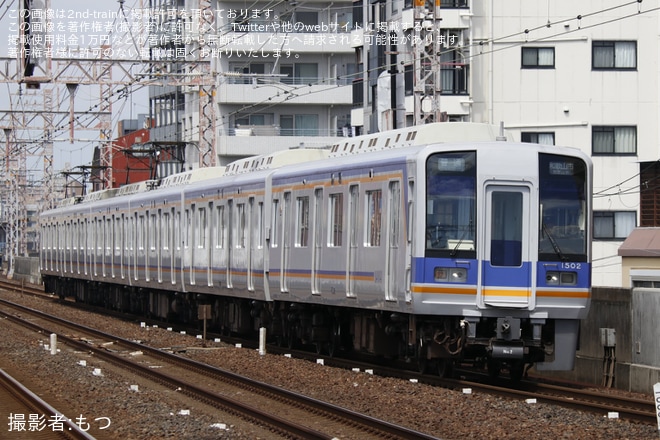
<box><xmin>1</xmin><ymin>290</ymin><xmax>657</xmax><ymax>440</ymax></box>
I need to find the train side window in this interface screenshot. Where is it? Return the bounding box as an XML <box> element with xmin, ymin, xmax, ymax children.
<box><xmin>349</xmin><ymin>185</ymin><xmax>359</xmax><ymax>248</ymax></box>
<box><xmin>272</xmin><ymin>199</ymin><xmax>279</xmax><ymax>248</ymax></box>
<box><xmin>150</xmin><ymin>213</ymin><xmax>157</xmax><ymax>251</ymax></box>
<box><xmin>184</xmin><ymin>208</ymin><xmax>191</xmax><ymax>248</ymax></box>
<box><xmin>173</xmin><ymin>211</ymin><xmax>180</xmax><ymax>251</ymax></box>
<box><xmin>366</xmin><ymin>189</ymin><xmax>382</xmax><ymax>247</ymax></box>
<box><xmin>237</xmin><ymin>203</ymin><xmax>246</xmax><ymax>248</ymax></box>
<box><xmin>198</xmin><ymin>206</ymin><xmax>207</xmax><ymax>248</ymax></box>
<box><xmin>130</xmin><ymin>214</ymin><xmax>135</xmax><ymax>252</ymax></box>
<box><xmin>257</xmin><ymin>201</ymin><xmax>264</xmax><ymax>249</ymax></box>
<box><xmin>107</xmin><ymin>217</ymin><xmax>113</xmax><ymax>253</ymax></box>
<box><xmin>138</xmin><ymin>215</ymin><xmax>145</xmax><ymax>250</ymax></box>
<box><xmin>314</xmin><ymin>189</ymin><xmax>323</xmax><ymax>248</ymax></box>
<box><xmin>329</xmin><ymin>193</ymin><xmax>343</xmax><ymax>247</ymax></box>
<box><xmin>216</xmin><ymin>205</ymin><xmax>225</xmax><ymax>248</ymax></box>
<box><xmin>296</xmin><ymin>196</ymin><xmax>310</xmax><ymax>247</ymax></box>
<box><xmin>114</xmin><ymin>216</ymin><xmax>121</xmax><ymax>254</ymax></box>
<box><xmin>389</xmin><ymin>180</ymin><xmax>400</xmax><ymax>247</ymax></box>
<box><xmin>163</xmin><ymin>212</ymin><xmax>170</xmax><ymax>250</ymax></box>
<box><xmin>87</xmin><ymin>218</ymin><xmax>93</xmax><ymax>275</ymax></box>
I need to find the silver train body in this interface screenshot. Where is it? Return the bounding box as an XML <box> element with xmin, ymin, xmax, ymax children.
<box><xmin>41</xmin><ymin>123</ymin><xmax>592</xmax><ymax>377</ymax></box>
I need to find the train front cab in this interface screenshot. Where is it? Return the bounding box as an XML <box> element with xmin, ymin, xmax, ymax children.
<box><xmin>416</xmin><ymin>146</ymin><xmax>591</xmax><ymax>378</ymax></box>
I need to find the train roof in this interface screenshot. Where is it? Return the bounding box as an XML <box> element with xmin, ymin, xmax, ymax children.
<box><xmin>223</xmin><ymin>148</ymin><xmax>329</xmax><ymax>176</ymax></box>
<box><xmin>159</xmin><ymin>167</ymin><xmax>226</xmax><ymax>188</ymax></box>
<box><xmin>329</xmin><ymin>122</ymin><xmax>509</xmax><ymax>157</ymax></box>
<box><xmin>47</xmin><ymin>123</ymin><xmax>526</xmax><ymax>210</ymax></box>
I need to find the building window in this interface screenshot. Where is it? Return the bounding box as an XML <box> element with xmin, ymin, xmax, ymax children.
<box><xmin>593</xmin><ymin>211</ymin><xmax>636</xmax><ymax>240</ymax></box>
<box><xmin>521</xmin><ymin>132</ymin><xmax>555</xmax><ymax>145</ymax></box>
<box><xmin>280</xmin><ymin>114</ymin><xmax>319</xmax><ymax>136</ymax></box>
<box><xmin>640</xmin><ymin>161</ymin><xmax>660</xmax><ymax>227</ymax></box>
<box><xmin>592</xmin><ymin>41</ymin><xmax>637</xmax><ymax>70</ymax></box>
<box><xmin>521</xmin><ymin>47</ymin><xmax>555</xmax><ymax>68</ymax></box>
<box><xmin>404</xmin><ymin>64</ymin><xmax>413</xmax><ymax>96</ymax></box>
<box><xmin>279</xmin><ymin>63</ymin><xmax>319</xmax><ymax>85</ymax></box>
<box><xmin>592</xmin><ymin>126</ymin><xmax>636</xmax><ymax>155</ymax></box>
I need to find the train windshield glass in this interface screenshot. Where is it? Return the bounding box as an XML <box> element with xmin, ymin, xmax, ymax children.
<box><xmin>538</xmin><ymin>153</ymin><xmax>588</xmax><ymax>262</ymax></box>
<box><xmin>425</xmin><ymin>151</ymin><xmax>476</xmax><ymax>257</ymax></box>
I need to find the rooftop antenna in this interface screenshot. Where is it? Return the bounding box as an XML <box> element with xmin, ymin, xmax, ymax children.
<box><xmin>496</xmin><ymin>121</ymin><xmax>507</xmax><ymax>141</ymax></box>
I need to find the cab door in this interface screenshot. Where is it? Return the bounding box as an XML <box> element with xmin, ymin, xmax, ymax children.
<box><xmin>480</xmin><ymin>184</ymin><xmax>533</xmax><ymax>309</ymax></box>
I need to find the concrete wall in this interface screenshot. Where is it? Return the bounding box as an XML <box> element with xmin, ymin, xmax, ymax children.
<box><xmin>538</xmin><ymin>287</ymin><xmax>660</xmax><ymax>394</ymax></box>
<box><xmin>11</xmin><ymin>256</ymin><xmax>42</xmax><ymax>285</ymax></box>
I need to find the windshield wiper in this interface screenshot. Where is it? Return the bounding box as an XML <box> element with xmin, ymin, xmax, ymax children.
<box><xmin>542</xmin><ymin>222</ymin><xmax>567</xmax><ymax>261</ymax></box>
<box><xmin>450</xmin><ymin>219</ymin><xmax>472</xmax><ymax>257</ymax></box>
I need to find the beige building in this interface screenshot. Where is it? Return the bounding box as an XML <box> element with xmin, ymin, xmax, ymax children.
<box><xmin>618</xmin><ymin>228</ymin><xmax>660</xmax><ymax>288</ymax></box>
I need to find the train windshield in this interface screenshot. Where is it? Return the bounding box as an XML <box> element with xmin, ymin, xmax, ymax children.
<box><xmin>425</xmin><ymin>151</ymin><xmax>476</xmax><ymax>258</ymax></box>
<box><xmin>538</xmin><ymin>154</ymin><xmax>588</xmax><ymax>262</ymax></box>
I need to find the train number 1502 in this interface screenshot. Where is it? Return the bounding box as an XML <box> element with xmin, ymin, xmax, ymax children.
<box><xmin>561</xmin><ymin>262</ymin><xmax>582</xmax><ymax>270</ymax></box>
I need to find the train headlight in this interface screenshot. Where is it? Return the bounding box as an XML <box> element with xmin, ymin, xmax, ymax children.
<box><xmin>434</xmin><ymin>267</ymin><xmax>467</xmax><ymax>283</ymax></box>
<box><xmin>450</xmin><ymin>268</ymin><xmax>467</xmax><ymax>282</ymax></box>
<box><xmin>545</xmin><ymin>271</ymin><xmax>577</xmax><ymax>286</ymax></box>
<box><xmin>546</xmin><ymin>272</ymin><xmax>560</xmax><ymax>285</ymax></box>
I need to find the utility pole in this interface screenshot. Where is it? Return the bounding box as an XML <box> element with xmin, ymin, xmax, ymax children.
<box><xmin>0</xmin><ymin>1</ymin><xmax>221</xmax><ymax>267</ymax></box>
<box><xmin>413</xmin><ymin>0</ymin><xmax>443</xmax><ymax>125</ymax></box>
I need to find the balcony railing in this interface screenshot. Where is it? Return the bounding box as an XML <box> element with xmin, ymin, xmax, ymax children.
<box><xmin>221</xmin><ymin>126</ymin><xmax>351</xmax><ymax>137</ymax></box>
<box><xmin>226</xmin><ymin>76</ymin><xmax>353</xmax><ymax>86</ymax></box>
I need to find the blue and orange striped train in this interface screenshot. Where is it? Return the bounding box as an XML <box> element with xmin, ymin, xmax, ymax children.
<box><xmin>40</xmin><ymin>122</ymin><xmax>592</xmax><ymax>379</ymax></box>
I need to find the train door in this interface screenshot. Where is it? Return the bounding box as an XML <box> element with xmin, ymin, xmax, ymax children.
<box><xmin>173</xmin><ymin>208</ymin><xmax>180</xmax><ymax>286</ymax></box>
<box><xmin>112</xmin><ymin>215</ymin><xmax>118</xmax><ymax>279</ymax></box>
<box><xmin>247</xmin><ymin>197</ymin><xmax>254</xmax><ymax>291</ymax></box>
<box><xmin>101</xmin><ymin>217</ymin><xmax>107</xmax><ymax>277</ymax></box>
<box><xmin>157</xmin><ymin>209</ymin><xmax>163</xmax><ymax>283</ymax></box>
<box><xmin>206</xmin><ymin>202</ymin><xmax>213</xmax><ymax>287</ymax></box>
<box><xmin>189</xmin><ymin>204</ymin><xmax>196</xmax><ymax>285</ymax></box>
<box><xmin>480</xmin><ymin>184</ymin><xmax>533</xmax><ymax>309</ymax></box>
<box><xmin>405</xmin><ymin>179</ymin><xmax>414</xmax><ymax>302</ymax></box>
<box><xmin>133</xmin><ymin>213</ymin><xmax>140</xmax><ymax>281</ymax></box>
<box><xmin>312</xmin><ymin>188</ymin><xmax>323</xmax><ymax>294</ymax></box>
<box><xmin>119</xmin><ymin>215</ymin><xmax>124</xmax><ymax>279</ymax></box>
<box><xmin>94</xmin><ymin>217</ymin><xmax>100</xmax><ymax>277</ymax></box>
<box><xmin>346</xmin><ymin>184</ymin><xmax>359</xmax><ymax>297</ymax></box>
<box><xmin>226</xmin><ymin>199</ymin><xmax>233</xmax><ymax>288</ymax></box>
<box><xmin>281</xmin><ymin>191</ymin><xmax>291</xmax><ymax>292</ymax></box>
<box><xmin>146</xmin><ymin>211</ymin><xmax>153</xmax><ymax>282</ymax></box>
<box><xmin>386</xmin><ymin>180</ymin><xmax>401</xmax><ymax>301</ymax></box>
<box><xmin>167</xmin><ymin>208</ymin><xmax>175</xmax><ymax>284</ymax></box>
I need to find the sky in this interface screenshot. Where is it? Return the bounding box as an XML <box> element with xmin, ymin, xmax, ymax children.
<box><xmin>0</xmin><ymin>0</ymin><xmax>150</xmax><ymax>177</ymax></box>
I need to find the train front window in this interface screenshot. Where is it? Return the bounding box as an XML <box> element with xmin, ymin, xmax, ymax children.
<box><xmin>539</xmin><ymin>154</ymin><xmax>588</xmax><ymax>262</ymax></box>
<box><xmin>426</xmin><ymin>151</ymin><xmax>476</xmax><ymax>257</ymax></box>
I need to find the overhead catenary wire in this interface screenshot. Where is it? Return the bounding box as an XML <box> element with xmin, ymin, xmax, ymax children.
<box><xmin>2</xmin><ymin>0</ymin><xmax>657</xmax><ymax>169</ymax></box>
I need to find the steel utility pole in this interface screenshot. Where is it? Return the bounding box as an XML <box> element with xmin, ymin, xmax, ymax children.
<box><xmin>0</xmin><ymin>0</ymin><xmax>219</xmax><ymax>270</ymax></box>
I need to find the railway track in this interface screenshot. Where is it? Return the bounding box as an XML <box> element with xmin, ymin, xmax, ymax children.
<box><xmin>0</xmin><ymin>295</ymin><xmax>437</xmax><ymax>440</ymax></box>
<box><xmin>314</xmin><ymin>357</ymin><xmax>657</xmax><ymax>425</ymax></box>
<box><xmin>0</xmin><ymin>368</ymin><xmax>96</xmax><ymax>440</ymax></box>
<box><xmin>1</xmin><ymin>278</ymin><xmax>656</xmax><ymax>429</ymax></box>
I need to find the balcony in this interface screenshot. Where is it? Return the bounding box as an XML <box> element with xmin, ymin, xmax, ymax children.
<box><xmin>218</xmin><ymin>77</ymin><xmax>353</xmax><ymax>105</ymax></box>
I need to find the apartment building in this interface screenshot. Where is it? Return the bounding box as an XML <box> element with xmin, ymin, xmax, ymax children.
<box><xmin>349</xmin><ymin>0</ymin><xmax>658</xmax><ymax>287</ymax></box>
<box><xmin>148</xmin><ymin>0</ymin><xmax>354</xmax><ymax>171</ymax></box>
